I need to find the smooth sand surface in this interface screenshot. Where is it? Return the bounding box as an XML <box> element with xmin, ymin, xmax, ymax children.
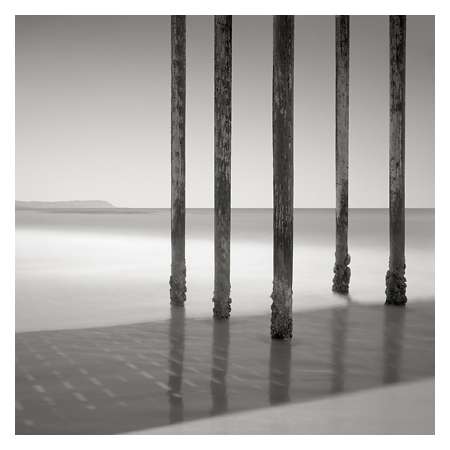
<box><xmin>133</xmin><ymin>378</ymin><xmax>434</xmax><ymax>434</ymax></box>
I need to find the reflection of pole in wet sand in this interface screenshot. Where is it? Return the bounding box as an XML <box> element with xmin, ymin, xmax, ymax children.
<box><xmin>210</xmin><ymin>319</ymin><xmax>230</xmax><ymax>415</ymax></box>
<box><xmin>331</xmin><ymin>305</ymin><xmax>349</xmax><ymax>393</ymax></box>
<box><xmin>269</xmin><ymin>340</ymin><xmax>291</xmax><ymax>405</ymax></box>
<box><xmin>168</xmin><ymin>306</ymin><xmax>185</xmax><ymax>424</ymax></box>
<box><xmin>383</xmin><ymin>306</ymin><xmax>406</xmax><ymax>384</ymax></box>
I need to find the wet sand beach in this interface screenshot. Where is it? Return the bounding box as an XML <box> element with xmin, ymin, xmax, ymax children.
<box><xmin>16</xmin><ymin>301</ymin><xmax>434</xmax><ymax>434</ymax></box>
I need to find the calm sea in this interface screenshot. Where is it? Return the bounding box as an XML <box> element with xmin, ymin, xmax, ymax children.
<box><xmin>15</xmin><ymin>208</ymin><xmax>434</xmax><ymax>332</ymax></box>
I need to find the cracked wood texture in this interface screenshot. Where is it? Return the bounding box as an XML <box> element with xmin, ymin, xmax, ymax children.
<box><xmin>213</xmin><ymin>16</ymin><xmax>232</xmax><ymax>319</ymax></box>
<box><xmin>170</xmin><ymin>16</ymin><xmax>187</xmax><ymax>306</ymax></box>
<box><xmin>332</xmin><ymin>16</ymin><xmax>351</xmax><ymax>294</ymax></box>
<box><xmin>386</xmin><ymin>16</ymin><xmax>407</xmax><ymax>306</ymax></box>
<box><xmin>271</xmin><ymin>16</ymin><xmax>294</xmax><ymax>339</ymax></box>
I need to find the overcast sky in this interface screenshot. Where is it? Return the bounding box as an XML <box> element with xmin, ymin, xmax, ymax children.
<box><xmin>15</xmin><ymin>15</ymin><xmax>434</xmax><ymax>208</ymax></box>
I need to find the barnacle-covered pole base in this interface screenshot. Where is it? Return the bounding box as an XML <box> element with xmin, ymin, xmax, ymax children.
<box><xmin>212</xmin><ymin>289</ymin><xmax>232</xmax><ymax>320</ymax></box>
<box><xmin>271</xmin><ymin>281</ymin><xmax>293</xmax><ymax>339</ymax></box>
<box><xmin>385</xmin><ymin>265</ymin><xmax>407</xmax><ymax>305</ymax></box>
<box><xmin>332</xmin><ymin>253</ymin><xmax>351</xmax><ymax>294</ymax></box>
<box><xmin>170</xmin><ymin>262</ymin><xmax>186</xmax><ymax>306</ymax></box>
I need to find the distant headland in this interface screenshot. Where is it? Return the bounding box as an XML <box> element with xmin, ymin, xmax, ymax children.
<box><xmin>15</xmin><ymin>200</ymin><xmax>116</xmax><ymax>210</ymax></box>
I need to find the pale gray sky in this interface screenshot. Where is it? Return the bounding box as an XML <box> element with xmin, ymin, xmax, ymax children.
<box><xmin>15</xmin><ymin>15</ymin><xmax>434</xmax><ymax>208</ymax></box>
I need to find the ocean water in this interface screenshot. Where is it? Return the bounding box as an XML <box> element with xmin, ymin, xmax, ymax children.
<box><xmin>15</xmin><ymin>208</ymin><xmax>434</xmax><ymax>332</ymax></box>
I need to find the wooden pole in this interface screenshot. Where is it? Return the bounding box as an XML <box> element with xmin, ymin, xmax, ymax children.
<box><xmin>332</xmin><ymin>15</ymin><xmax>351</xmax><ymax>294</ymax></box>
<box><xmin>271</xmin><ymin>16</ymin><xmax>294</xmax><ymax>339</ymax></box>
<box><xmin>170</xmin><ymin>16</ymin><xmax>187</xmax><ymax>306</ymax></box>
<box><xmin>385</xmin><ymin>15</ymin><xmax>407</xmax><ymax>305</ymax></box>
<box><xmin>213</xmin><ymin>16</ymin><xmax>232</xmax><ymax>319</ymax></box>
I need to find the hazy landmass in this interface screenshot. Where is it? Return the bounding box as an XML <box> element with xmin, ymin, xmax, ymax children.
<box><xmin>16</xmin><ymin>200</ymin><xmax>115</xmax><ymax>210</ymax></box>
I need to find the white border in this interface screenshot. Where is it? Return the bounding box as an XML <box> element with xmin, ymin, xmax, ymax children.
<box><xmin>1</xmin><ymin>0</ymin><xmax>443</xmax><ymax>15</ymax></box>
<box><xmin>2</xmin><ymin>0</ymin><xmax>447</xmax><ymax>448</ymax></box>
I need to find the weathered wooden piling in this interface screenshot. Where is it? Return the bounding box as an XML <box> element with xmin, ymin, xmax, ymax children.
<box><xmin>212</xmin><ymin>16</ymin><xmax>232</xmax><ymax>319</ymax></box>
<box><xmin>271</xmin><ymin>16</ymin><xmax>294</xmax><ymax>339</ymax></box>
<box><xmin>170</xmin><ymin>16</ymin><xmax>187</xmax><ymax>306</ymax></box>
<box><xmin>332</xmin><ymin>15</ymin><xmax>351</xmax><ymax>294</ymax></box>
<box><xmin>385</xmin><ymin>15</ymin><xmax>407</xmax><ymax>306</ymax></box>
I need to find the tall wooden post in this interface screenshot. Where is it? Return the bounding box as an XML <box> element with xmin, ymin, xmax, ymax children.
<box><xmin>332</xmin><ymin>15</ymin><xmax>351</xmax><ymax>294</ymax></box>
<box><xmin>170</xmin><ymin>16</ymin><xmax>187</xmax><ymax>306</ymax></box>
<box><xmin>271</xmin><ymin>16</ymin><xmax>294</xmax><ymax>339</ymax></box>
<box><xmin>213</xmin><ymin>16</ymin><xmax>232</xmax><ymax>319</ymax></box>
<box><xmin>385</xmin><ymin>16</ymin><xmax>407</xmax><ymax>306</ymax></box>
